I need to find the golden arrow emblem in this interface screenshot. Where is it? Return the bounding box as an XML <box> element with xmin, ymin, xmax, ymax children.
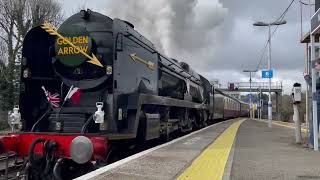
<box><xmin>41</xmin><ymin>21</ymin><xmax>103</xmax><ymax>67</ymax></box>
<box><xmin>129</xmin><ymin>53</ymin><xmax>155</xmax><ymax>70</ymax></box>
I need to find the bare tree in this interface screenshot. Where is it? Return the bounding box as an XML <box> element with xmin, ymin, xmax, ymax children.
<box><xmin>0</xmin><ymin>0</ymin><xmax>63</xmax><ymax>110</ymax></box>
<box><xmin>0</xmin><ymin>38</ymin><xmax>8</xmax><ymax>83</ymax></box>
<box><xmin>0</xmin><ymin>40</ymin><xmax>7</xmax><ymax>111</ymax></box>
<box><xmin>29</xmin><ymin>0</ymin><xmax>63</xmax><ymax>27</ymax></box>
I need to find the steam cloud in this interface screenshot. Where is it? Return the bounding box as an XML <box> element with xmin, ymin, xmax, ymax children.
<box><xmin>106</xmin><ymin>0</ymin><xmax>228</xmax><ymax>71</ymax></box>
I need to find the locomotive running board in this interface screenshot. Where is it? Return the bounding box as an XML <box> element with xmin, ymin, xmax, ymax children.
<box><xmin>127</xmin><ymin>93</ymin><xmax>209</xmax><ymax>110</ymax></box>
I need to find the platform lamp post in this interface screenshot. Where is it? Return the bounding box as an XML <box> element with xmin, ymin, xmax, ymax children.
<box><xmin>253</xmin><ymin>20</ymin><xmax>286</xmax><ymax>128</ymax></box>
<box><xmin>243</xmin><ymin>69</ymin><xmax>258</xmax><ymax>118</ymax></box>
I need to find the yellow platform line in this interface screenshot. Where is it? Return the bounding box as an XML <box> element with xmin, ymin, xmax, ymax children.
<box><xmin>177</xmin><ymin>119</ymin><xmax>246</xmax><ymax>180</ymax></box>
<box><xmin>253</xmin><ymin>119</ymin><xmax>307</xmax><ymax>133</ymax></box>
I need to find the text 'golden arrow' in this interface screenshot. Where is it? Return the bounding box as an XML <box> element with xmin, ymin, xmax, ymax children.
<box><xmin>129</xmin><ymin>53</ymin><xmax>155</xmax><ymax>70</ymax></box>
<box><xmin>41</xmin><ymin>21</ymin><xmax>103</xmax><ymax>67</ymax></box>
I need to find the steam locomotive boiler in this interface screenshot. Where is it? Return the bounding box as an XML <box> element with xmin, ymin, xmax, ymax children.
<box><xmin>0</xmin><ymin>10</ymin><xmax>248</xmax><ymax>179</ymax></box>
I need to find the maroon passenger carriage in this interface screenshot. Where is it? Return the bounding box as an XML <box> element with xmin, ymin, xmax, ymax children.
<box><xmin>213</xmin><ymin>89</ymin><xmax>249</xmax><ymax>119</ymax></box>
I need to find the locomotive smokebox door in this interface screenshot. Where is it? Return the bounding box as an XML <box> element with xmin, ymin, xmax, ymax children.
<box><xmin>55</xmin><ymin>25</ymin><xmax>93</xmax><ymax>67</ymax></box>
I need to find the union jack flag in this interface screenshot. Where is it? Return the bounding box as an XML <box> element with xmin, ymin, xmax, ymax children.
<box><xmin>42</xmin><ymin>86</ymin><xmax>60</xmax><ymax>108</ymax></box>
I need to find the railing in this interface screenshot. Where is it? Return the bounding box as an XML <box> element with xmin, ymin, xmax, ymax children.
<box><xmin>229</xmin><ymin>81</ymin><xmax>282</xmax><ymax>90</ymax></box>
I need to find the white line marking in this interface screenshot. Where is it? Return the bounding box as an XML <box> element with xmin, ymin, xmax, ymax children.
<box><xmin>75</xmin><ymin>119</ymin><xmax>234</xmax><ymax>180</ymax></box>
<box><xmin>183</xmin><ymin>136</ymin><xmax>201</xmax><ymax>145</ymax></box>
<box><xmin>223</xmin><ymin>141</ymin><xmax>236</xmax><ymax>180</ymax></box>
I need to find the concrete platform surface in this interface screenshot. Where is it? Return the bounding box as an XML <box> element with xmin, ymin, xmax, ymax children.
<box><xmin>78</xmin><ymin>119</ymin><xmax>320</xmax><ymax>180</ymax></box>
<box><xmin>230</xmin><ymin>119</ymin><xmax>320</xmax><ymax>180</ymax></box>
<box><xmin>77</xmin><ymin>119</ymin><xmax>240</xmax><ymax>180</ymax></box>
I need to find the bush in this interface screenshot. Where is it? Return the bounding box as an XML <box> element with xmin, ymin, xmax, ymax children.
<box><xmin>0</xmin><ymin>121</ymin><xmax>9</xmax><ymax>130</ymax></box>
<box><xmin>0</xmin><ymin>111</ymin><xmax>8</xmax><ymax>130</ymax></box>
<box><xmin>281</xmin><ymin>111</ymin><xmax>293</xmax><ymax>122</ymax></box>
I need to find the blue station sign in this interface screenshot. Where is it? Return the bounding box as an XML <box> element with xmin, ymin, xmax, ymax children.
<box><xmin>262</xmin><ymin>70</ymin><xmax>273</xmax><ymax>78</ymax></box>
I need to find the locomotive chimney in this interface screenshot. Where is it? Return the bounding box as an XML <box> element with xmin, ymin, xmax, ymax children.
<box><xmin>81</xmin><ymin>9</ymin><xmax>91</xmax><ymax>20</ymax></box>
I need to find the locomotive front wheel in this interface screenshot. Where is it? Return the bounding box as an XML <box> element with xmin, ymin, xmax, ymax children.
<box><xmin>106</xmin><ymin>146</ymin><xmax>121</xmax><ymax>164</ymax></box>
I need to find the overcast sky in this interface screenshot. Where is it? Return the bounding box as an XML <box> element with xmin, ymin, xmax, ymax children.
<box><xmin>59</xmin><ymin>0</ymin><xmax>314</xmax><ymax>94</ymax></box>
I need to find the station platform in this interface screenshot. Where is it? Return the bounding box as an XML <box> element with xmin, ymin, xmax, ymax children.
<box><xmin>77</xmin><ymin>118</ymin><xmax>320</xmax><ymax>180</ymax></box>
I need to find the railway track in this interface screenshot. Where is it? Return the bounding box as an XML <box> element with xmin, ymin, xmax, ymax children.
<box><xmin>0</xmin><ymin>153</ymin><xmax>24</xmax><ymax>180</ymax></box>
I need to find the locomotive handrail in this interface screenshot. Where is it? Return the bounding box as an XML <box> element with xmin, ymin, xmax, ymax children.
<box><xmin>31</xmin><ymin>107</ymin><xmax>52</xmax><ymax>132</ymax></box>
<box><xmin>81</xmin><ymin>114</ymin><xmax>94</xmax><ymax>133</ymax></box>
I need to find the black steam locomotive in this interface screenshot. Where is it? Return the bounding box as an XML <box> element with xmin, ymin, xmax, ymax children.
<box><xmin>0</xmin><ymin>10</ymin><xmax>248</xmax><ymax>179</ymax></box>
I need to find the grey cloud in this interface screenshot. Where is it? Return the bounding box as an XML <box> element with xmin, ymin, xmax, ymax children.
<box><xmin>214</xmin><ymin>0</ymin><xmax>307</xmax><ymax>71</ymax></box>
<box><xmin>103</xmin><ymin>0</ymin><xmax>307</xmax><ymax>93</ymax></box>
<box><xmin>106</xmin><ymin>0</ymin><xmax>227</xmax><ymax>70</ymax></box>
<box><xmin>104</xmin><ymin>0</ymin><xmax>305</xmax><ymax>71</ymax></box>
<box><xmin>168</xmin><ymin>0</ymin><xmax>227</xmax><ymax>52</ymax></box>
<box><xmin>106</xmin><ymin>0</ymin><xmax>172</xmax><ymax>53</ymax></box>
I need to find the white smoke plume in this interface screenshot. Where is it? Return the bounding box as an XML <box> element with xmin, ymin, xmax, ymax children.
<box><xmin>105</xmin><ymin>0</ymin><xmax>228</xmax><ymax>71</ymax></box>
